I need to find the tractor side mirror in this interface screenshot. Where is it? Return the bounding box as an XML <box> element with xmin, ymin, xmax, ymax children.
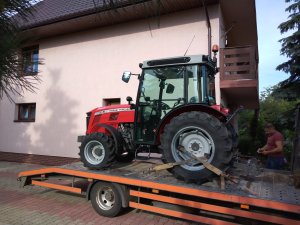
<box><xmin>122</xmin><ymin>71</ymin><xmax>131</xmax><ymax>83</ymax></box>
<box><xmin>166</xmin><ymin>83</ymin><xmax>175</xmax><ymax>94</ymax></box>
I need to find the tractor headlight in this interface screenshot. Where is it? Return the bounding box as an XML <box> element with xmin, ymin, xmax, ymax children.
<box><xmin>86</xmin><ymin>112</ymin><xmax>91</xmax><ymax>130</ymax></box>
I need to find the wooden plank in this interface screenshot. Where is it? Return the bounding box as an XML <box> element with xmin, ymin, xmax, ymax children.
<box><xmin>221</xmin><ymin>74</ymin><xmax>256</xmax><ymax>80</ymax></box>
<box><xmin>224</xmin><ymin>65</ymin><xmax>251</xmax><ymax>72</ymax></box>
<box><xmin>220</xmin><ymin>79</ymin><xmax>258</xmax><ymax>88</ymax></box>
<box><xmin>223</xmin><ymin>56</ymin><xmax>250</xmax><ymax>64</ymax></box>
<box><xmin>222</xmin><ymin>47</ymin><xmax>253</xmax><ymax>55</ymax></box>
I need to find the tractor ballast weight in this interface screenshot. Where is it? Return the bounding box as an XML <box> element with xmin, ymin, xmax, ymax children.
<box><xmin>78</xmin><ymin>54</ymin><xmax>237</xmax><ymax>183</ymax></box>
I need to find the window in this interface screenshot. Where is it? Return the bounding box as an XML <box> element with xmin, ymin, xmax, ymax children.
<box><xmin>139</xmin><ymin>66</ymin><xmax>185</xmax><ymax>112</ymax></box>
<box><xmin>22</xmin><ymin>46</ymin><xmax>39</xmax><ymax>75</ymax></box>
<box><xmin>15</xmin><ymin>103</ymin><xmax>36</xmax><ymax>122</ymax></box>
<box><xmin>103</xmin><ymin>98</ymin><xmax>121</xmax><ymax>106</ymax></box>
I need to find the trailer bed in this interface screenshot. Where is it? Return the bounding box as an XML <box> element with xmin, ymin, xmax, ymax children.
<box><xmin>18</xmin><ymin>158</ymin><xmax>300</xmax><ymax>224</ymax></box>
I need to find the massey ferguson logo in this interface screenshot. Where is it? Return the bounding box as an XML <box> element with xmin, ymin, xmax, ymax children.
<box><xmin>94</xmin><ymin>108</ymin><xmax>132</xmax><ymax>116</ymax></box>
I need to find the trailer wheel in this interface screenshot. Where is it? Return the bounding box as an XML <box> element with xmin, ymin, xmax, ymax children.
<box><xmin>79</xmin><ymin>133</ymin><xmax>115</xmax><ymax>169</ymax></box>
<box><xmin>160</xmin><ymin>111</ymin><xmax>233</xmax><ymax>183</ymax></box>
<box><xmin>90</xmin><ymin>181</ymin><xmax>123</xmax><ymax>217</ymax></box>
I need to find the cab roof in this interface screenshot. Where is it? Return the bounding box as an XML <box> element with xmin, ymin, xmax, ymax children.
<box><xmin>141</xmin><ymin>55</ymin><xmax>215</xmax><ymax>69</ymax></box>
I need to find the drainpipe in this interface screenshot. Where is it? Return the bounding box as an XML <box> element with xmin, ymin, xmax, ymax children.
<box><xmin>202</xmin><ymin>0</ymin><xmax>211</xmax><ymax>57</ymax></box>
<box><xmin>292</xmin><ymin>104</ymin><xmax>300</xmax><ymax>174</ymax></box>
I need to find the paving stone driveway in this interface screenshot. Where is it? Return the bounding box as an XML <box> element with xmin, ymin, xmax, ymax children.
<box><xmin>0</xmin><ymin>161</ymin><xmax>197</xmax><ymax>225</ymax></box>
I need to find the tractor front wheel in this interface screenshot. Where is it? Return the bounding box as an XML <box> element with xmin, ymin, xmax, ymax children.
<box><xmin>79</xmin><ymin>133</ymin><xmax>115</xmax><ymax>169</ymax></box>
<box><xmin>160</xmin><ymin>111</ymin><xmax>233</xmax><ymax>183</ymax></box>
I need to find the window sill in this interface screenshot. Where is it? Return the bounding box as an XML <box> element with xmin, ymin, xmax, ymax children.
<box><xmin>14</xmin><ymin>120</ymin><xmax>35</xmax><ymax>123</ymax></box>
<box><xmin>22</xmin><ymin>73</ymin><xmax>38</xmax><ymax>77</ymax></box>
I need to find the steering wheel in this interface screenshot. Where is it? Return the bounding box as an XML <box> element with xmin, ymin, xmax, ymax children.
<box><xmin>161</xmin><ymin>102</ymin><xmax>170</xmax><ymax>110</ymax></box>
<box><xmin>152</xmin><ymin>100</ymin><xmax>170</xmax><ymax>111</ymax></box>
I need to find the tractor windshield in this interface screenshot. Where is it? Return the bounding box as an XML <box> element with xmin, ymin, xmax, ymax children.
<box><xmin>135</xmin><ymin>64</ymin><xmax>215</xmax><ymax>143</ymax></box>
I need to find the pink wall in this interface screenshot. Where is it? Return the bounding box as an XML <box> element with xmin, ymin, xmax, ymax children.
<box><xmin>0</xmin><ymin>6</ymin><xmax>221</xmax><ymax>157</ymax></box>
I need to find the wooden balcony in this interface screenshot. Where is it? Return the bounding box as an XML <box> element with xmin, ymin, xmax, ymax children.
<box><xmin>219</xmin><ymin>46</ymin><xmax>259</xmax><ymax>109</ymax></box>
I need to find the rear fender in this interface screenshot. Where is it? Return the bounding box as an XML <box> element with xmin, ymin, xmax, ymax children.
<box><xmin>156</xmin><ymin>104</ymin><xmax>227</xmax><ymax>144</ymax></box>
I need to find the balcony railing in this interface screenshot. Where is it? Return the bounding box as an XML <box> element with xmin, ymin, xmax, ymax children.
<box><xmin>219</xmin><ymin>46</ymin><xmax>258</xmax><ymax>80</ymax></box>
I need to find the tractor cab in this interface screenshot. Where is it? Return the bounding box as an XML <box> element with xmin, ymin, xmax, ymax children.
<box><xmin>122</xmin><ymin>55</ymin><xmax>219</xmax><ymax>145</ymax></box>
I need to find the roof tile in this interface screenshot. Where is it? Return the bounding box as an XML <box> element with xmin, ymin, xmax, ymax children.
<box><xmin>16</xmin><ymin>0</ymin><xmax>140</xmax><ymax>29</ymax></box>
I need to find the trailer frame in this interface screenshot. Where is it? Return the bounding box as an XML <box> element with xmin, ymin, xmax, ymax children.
<box><xmin>18</xmin><ymin>160</ymin><xmax>300</xmax><ymax>225</ymax></box>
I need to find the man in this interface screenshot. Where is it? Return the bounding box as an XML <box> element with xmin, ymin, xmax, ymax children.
<box><xmin>257</xmin><ymin>123</ymin><xmax>285</xmax><ymax>170</ymax></box>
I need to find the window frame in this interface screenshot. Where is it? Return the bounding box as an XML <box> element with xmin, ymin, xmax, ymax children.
<box><xmin>14</xmin><ymin>103</ymin><xmax>36</xmax><ymax>122</ymax></box>
<box><xmin>21</xmin><ymin>45</ymin><xmax>39</xmax><ymax>76</ymax></box>
<box><xmin>103</xmin><ymin>98</ymin><xmax>121</xmax><ymax>106</ymax></box>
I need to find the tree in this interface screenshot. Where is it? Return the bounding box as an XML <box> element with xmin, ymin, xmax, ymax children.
<box><xmin>260</xmin><ymin>89</ymin><xmax>297</xmax><ymax>131</ymax></box>
<box><xmin>0</xmin><ymin>0</ymin><xmax>40</xmax><ymax>101</ymax></box>
<box><xmin>260</xmin><ymin>88</ymin><xmax>298</xmax><ymax>161</ymax></box>
<box><xmin>277</xmin><ymin>0</ymin><xmax>300</xmax><ymax>86</ymax></box>
<box><xmin>238</xmin><ymin>84</ymin><xmax>299</xmax><ymax>160</ymax></box>
<box><xmin>275</xmin><ymin>1</ymin><xmax>300</xmax><ymax>161</ymax></box>
<box><xmin>238</xmin><ymin>109</ymin><xmax>265</xmax><ymax>155</ymax></box>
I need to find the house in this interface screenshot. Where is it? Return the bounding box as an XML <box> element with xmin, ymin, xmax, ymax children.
<box><xmin>0</xmin><ymin>0</ymin><xmax>259</xmax><ymax>159</ymax></box>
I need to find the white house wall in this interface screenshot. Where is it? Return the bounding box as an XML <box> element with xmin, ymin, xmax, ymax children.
<box><xmin>0</xmin><ymin>6</ymin><xmax>221</xmax><ymax>157</ymax></box>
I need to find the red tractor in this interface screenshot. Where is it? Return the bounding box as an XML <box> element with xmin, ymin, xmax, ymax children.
<box><xmin>78</xmin><ymin>53</ymin><xmax>237</xmax><ymax>183</ymax></box>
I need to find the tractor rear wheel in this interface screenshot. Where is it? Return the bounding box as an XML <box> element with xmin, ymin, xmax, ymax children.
<box><xmin>79</xmin><ymin>133</ymin><xmax>115</xmax><ymax>169</ymax></box>
<box><xmin>160</xmin><ymin>111</ymin><xmax>233</xmax><ymax>183</ymax></box>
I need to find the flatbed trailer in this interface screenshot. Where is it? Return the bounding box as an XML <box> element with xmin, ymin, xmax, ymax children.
<box><xmin>18</xmin><ymin>158</ymin><xmax>300</xmax><ymax>225</ymax></box>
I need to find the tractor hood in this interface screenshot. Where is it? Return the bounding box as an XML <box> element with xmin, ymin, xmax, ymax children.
<box><xmin>85</xmin><ymin>104</ymin><xmax>135</xmax><ymax>134</ymax></box>
<box><xmin>85</xmin><ymin>104</ymin><xmax>134</xmax><ymax>134</ymax></box>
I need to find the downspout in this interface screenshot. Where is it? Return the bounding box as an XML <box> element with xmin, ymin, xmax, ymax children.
<box><xmin>202</xmin><ymin>0</ymin><xmax>211</xmax><ymax>57</ymax></box>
